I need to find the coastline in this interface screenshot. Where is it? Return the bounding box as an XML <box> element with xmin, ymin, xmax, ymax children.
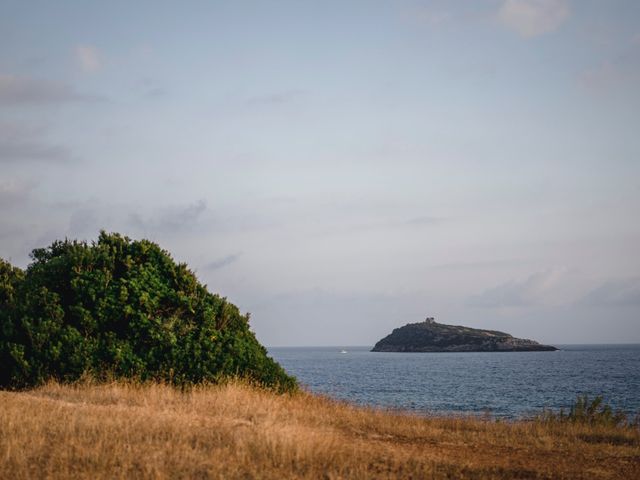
<box><xmin>268</xmin><ymin>345</ymin><xmax>640</xmax><ymax>419</ymax></box>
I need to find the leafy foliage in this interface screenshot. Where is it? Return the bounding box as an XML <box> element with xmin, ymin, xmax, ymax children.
<box><xmin>0</xmin><ymin>232</ymin><xmax>296</xmax><ymax>391</ymax></box>
<box><xmin>538</xmin><ymin>395</ymin><xmax>632</xmax><ymax>428</ymax></box>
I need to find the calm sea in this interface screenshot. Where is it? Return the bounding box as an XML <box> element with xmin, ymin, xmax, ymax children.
<box><xmin>268</xmin><ymin>345</ymin><xmax>640</xmax><ymax>419</ymax></box>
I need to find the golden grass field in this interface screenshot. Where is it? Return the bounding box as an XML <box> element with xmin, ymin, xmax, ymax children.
<box><xmin>1</xmin><ymin>381</ymin><xmax>638</xmax><ymax>479</ymax></box>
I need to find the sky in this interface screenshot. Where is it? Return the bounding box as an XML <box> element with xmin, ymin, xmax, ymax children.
<box><xmin>1</xmin><ymin>0</ymin><xmax>639</xmax><ymax>346</ymax></box>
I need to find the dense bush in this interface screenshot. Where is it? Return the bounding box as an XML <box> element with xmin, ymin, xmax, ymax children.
<box><xmin>0</xmin><ymin>232</ymin><xmax>296</xmax><ymax>391</ymax></box>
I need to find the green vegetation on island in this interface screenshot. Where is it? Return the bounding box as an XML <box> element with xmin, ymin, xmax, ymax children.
<box><xmin>372</xmin><ymin>317</ymin><xmax>558</xmax><ymax>352</ymax></box>
<box><xmin>0</xmin><ymin>232</ymin><xmax>296</xmax><ymax>391</ymax></box>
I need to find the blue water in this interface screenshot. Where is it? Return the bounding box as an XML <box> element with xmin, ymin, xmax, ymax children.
<box><xmin>268</xmin><ymin>345</ymin><xmax>640</xmax><ymax>418</ymax></box>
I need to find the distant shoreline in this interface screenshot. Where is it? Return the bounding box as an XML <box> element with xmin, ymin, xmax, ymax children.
<box><xmin>267</xmin><ymin>343</ymin><xmax>640</xmax><ymax>349</ymax></box>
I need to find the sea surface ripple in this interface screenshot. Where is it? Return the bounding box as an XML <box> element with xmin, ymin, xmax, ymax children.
<box><xmin>269</xmin><ymin>345</ymin><xmax>640</xmax><ymax>418</ymax></box>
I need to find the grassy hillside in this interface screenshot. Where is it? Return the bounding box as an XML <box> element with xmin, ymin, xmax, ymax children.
<box><xmin>1</xmin><ymin>381</ymin><xmax>638</xmax><ymax>479</ymax></box>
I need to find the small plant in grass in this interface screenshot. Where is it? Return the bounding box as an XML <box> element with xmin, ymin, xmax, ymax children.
<box><xmin>538</xmin><ymin>395</ymin><xmax>631</xmax><ymax>428</ymax></box>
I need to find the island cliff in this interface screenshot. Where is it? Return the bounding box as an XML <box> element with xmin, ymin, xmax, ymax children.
<box><xmin>372</xmin><ymin>317</ymin><xmax>557</xmax><ymax>352</ymax></box>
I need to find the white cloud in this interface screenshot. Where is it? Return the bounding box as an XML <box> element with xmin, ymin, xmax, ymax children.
<box><xmin>498</xmin><ymin>0</ymin><xmax>570</xmax><ymax>38</ymax></box>
<box><xmin>75</xmin><ymin>45</ymin><xmax>102</xmax><ymax>72</ymax></box>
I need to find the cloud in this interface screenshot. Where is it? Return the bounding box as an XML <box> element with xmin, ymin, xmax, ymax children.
<box><xmin>203</xmin><ymin>253</ymin><xmax>241</xmax><ymax>271</ymax></box>
<box><xmin>498</xmin><ymin>0</ymin><xmax>570</xmax><ymax>38</ymax></box>
<box><xmin>0</xmin><ymin>179</ymin><xmax>34</xmax><ymax>206</ymax></box>
<box><xmin>468</xmin><ymin>268</ymin><xmax>568</xmax><ymax>308</ymax></box>
<box><xmin>0</xmin><ymin>122</ymin><xmax>72</xmax><ymax>164</ymax></box>
<box><xmin>579</xmin><ymin>278</ymin><xmax>640</xmax><ymax>307</ymax></box>
<box><xmin>75</xmin><ymin>45</ymin><xmax>102</xmax><ymax>73</ymax></box>
<box><xmin>0</xmin><ymin>140</ymin><xmax>69</xmax><ymax>164</ymax></box>
<box><xmin>0</xmin><ymin>74</ymin><xmax>98</xmax><ymax>105</ymax></box>
<box><xmin>129</xmin><ymin>200</ymin><xmax>208</xmax><ymax>233</ymax></box>
<box><xmin>578</xmin><ymin>60</ymin><xmax>640</xmax><ymax>91</ymax></box>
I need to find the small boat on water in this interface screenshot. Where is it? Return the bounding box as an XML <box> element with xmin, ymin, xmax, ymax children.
<box><xmin>340</xmin><ymin>349</ymin><xmax>348</xmax><ymax>354</ymax></box>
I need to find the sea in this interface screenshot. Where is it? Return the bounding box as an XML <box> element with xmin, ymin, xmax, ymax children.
<box><xmin>268</xmin><ymin>345</ymin><xmax>640</xmax><ymax>419</ymax></box>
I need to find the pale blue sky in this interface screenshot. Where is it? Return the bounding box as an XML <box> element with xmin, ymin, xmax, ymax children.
<box><xmin>1</xmin><ymin>0</ymin><xmax>639</xmax><ymax>345</ymax></box>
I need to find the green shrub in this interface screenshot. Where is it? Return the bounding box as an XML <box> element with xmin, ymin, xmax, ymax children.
<box><xmin>0</xmin><ymin>232</ymin><xmax>296</xmax><ymax>392</ymax></box>
<box><xmin>538</xmin><ymin>395</ymin><xmax>630</xmax><ymax>428</ymax></box>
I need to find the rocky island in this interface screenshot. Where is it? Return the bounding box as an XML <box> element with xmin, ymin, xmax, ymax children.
<box><xmin>372</xmin><ymin>317</ymin><xmax>557</xmax><ymax>352</ymax></box>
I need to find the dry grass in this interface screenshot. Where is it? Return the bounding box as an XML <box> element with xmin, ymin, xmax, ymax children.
<box><xmin>1</xmin><ymin>381</ymin><xmax>638</xmax><ymax>479</ymax></box>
